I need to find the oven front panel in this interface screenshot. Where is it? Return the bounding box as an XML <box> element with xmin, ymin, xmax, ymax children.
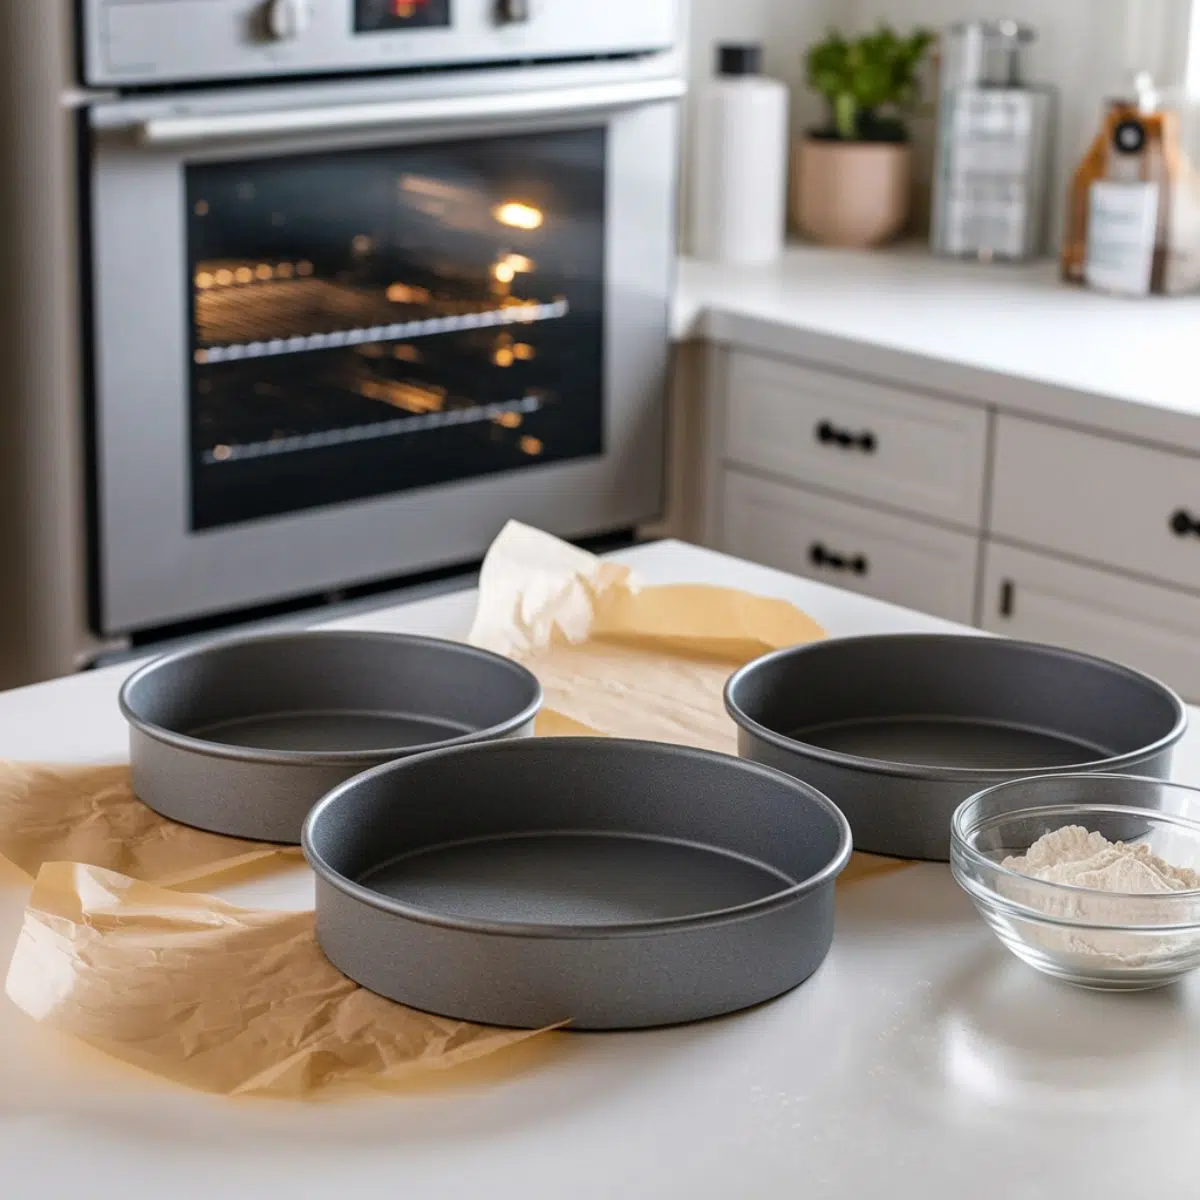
<box><xmin>89</xmin><ymin>75</ymin><xmax>677</xmax><ymax>634</ymax></box>
<box><xmin>80</xmin><ymin>0</ymin><xmax>681</xmax><ymax>87</ymax></box>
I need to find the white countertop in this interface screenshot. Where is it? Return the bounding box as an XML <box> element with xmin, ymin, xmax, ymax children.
<box><xmin>3</xmin><ymin>539</ymin><xmax>1200</xmax><ymax>1199</ymax></box>
<box><xmin>674</xmin><ymin>244</ymin><xmax>1200</xmax><ymax>450</ymax></box>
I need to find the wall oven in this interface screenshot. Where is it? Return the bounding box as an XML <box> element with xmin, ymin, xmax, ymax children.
<box><xmin>0</xmin><ymin>2</ymin><xmax>682</xmax><ymax>685</ymax></box>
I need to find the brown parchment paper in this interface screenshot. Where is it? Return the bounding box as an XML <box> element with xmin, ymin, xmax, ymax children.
<box><xmin>0</xmin><ymin>523</ymin><xmax>905</xmax><ymax>1099</ymax></box>
<box><xmin>4</xmin><ymin>862</ymin><xmax>549</xmax><ymax>1098</ymax></box>
<box><xmin>471</xmin><ymin>522</ymin><xmax>911</xmax><ymax>887</ymax></box>
<box><xmin>0</xmin><ymin>760</ymin><xmax>296</xmax><ymax>887</ymax></box>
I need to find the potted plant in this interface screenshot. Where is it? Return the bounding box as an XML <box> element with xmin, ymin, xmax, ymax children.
<box><xmin>794</xmin><ymin>25</ymin><xmax>935</xmax><ymax>248</ymax></box>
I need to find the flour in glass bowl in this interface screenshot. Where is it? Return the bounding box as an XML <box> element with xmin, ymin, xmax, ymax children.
<box><xmin>1000</xmin><ymin>825</ymin><xmax>1200</xmax><ymax>966</ymax></box>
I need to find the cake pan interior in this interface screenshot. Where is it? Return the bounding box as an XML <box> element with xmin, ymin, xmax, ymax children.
<box><xmin>119</xmin><ymin>631</ymin><xmax>542</xmax><ymax>843</ymax></box>
<box><xmin>727</xmin><ymin>634</ymin><xmax>1185</xmax><ymax>773</ymax></box>
<box><xmin>304</xmin><ymin>737</ymin><xmax>852</xmax><ymax>1028</ymax></box>
<box><xmin>122</xmin><ymin>631</ymin><xmax>541</xmax><ymax>757</ymax></box>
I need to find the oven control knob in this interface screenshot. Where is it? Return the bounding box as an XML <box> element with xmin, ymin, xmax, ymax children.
<box><xmin>495</xmin><ymin>0</ymin><xmax>531</xmax><ymax>23</ymax></box>
<box><xmin>266</xmin><ymin>0</ymin><xmax>311</xmax><ymax>40</ymax></box>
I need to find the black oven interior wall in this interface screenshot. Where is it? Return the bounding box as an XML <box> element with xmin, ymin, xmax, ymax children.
<box><xmin>186</xmin><ymin>125</ymin><xmax>607</xmax><ymax>530</ymax></box>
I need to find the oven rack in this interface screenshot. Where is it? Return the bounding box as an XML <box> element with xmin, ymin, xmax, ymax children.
<box><xmin>194</xmin><ymin>275</ymin><xmax>569</xmax><ymax>365</ymax></box>
<box><xmin>201</xmin><ymin>392</ymin><xmax>543</xmax><ymax>464</ymax></box>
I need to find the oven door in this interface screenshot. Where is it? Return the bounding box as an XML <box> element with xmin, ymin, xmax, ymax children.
<box><xmin>88</xmin><ymin>68</ymin><xmax>680</xmax><ymax>635</ymax></box>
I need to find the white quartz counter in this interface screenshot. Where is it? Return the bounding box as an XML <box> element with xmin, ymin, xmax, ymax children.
<box><xmin>2</xmin><ymin>540</ymin><xmax>1200</xmax><ymax>1199</ymax></box>
<box><xmin>674</xmin><ymin>244</ymin><xmax>1200</xmax><ymax>450</ymax></box>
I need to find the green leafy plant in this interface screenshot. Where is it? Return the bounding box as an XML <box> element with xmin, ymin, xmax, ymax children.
<box><xmin>806</xmin><ymin>25</ymin><xmax>935</xmax><ymax>143</ymax></box>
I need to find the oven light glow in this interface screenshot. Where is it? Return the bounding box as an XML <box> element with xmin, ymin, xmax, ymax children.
<box><xmin>493</xmin><ymin>202</ymin><xmax>544</xmax><ymax>231</ymax></box>
<box><xmin>255</xmin><ymin>263</ymin><xmax>274</xmax><ymax>280</ymax></box>
<box><xmin>504</xmin><ymin>254</ymin><xmax>535</xmax><ymax>273</ymax></box>
<box><xmin>386</xmin><ymin>282</ymin><xmax>432</xmax><ymax>304</ymax></box>
<box><xmin>519</xmin><ymin>436</ymin><xmax>544</xmax><ymax>456</ymax></box>
<box><xmin>194</xmin><ymin>271</ymin><xmax>215</xmax><ymax>289</ymax></box>
<box><xmin>276</xmin><ymin>262</ymin><xmax>295</xmax><ymax>279</ymax></box>
<box><xmin>360</xmin><ymin>378</ymin><xmax>446</xmax><ymax>413</ymax></box>
<box><xmin>351</xmin><ymin>234</ymin><xmax>375</xmax><ymax>256</ymax></box>
<box><xmin>494</xmin><ymin>411</ymin><xmax>523</xmax><ymax>428</ymax></box>
<box><xmin>234</xmin><ymin>267</ymin><xmax>253</xmax><ymax>284</ymax></box>
<box><xmin>211</xmin><ymin>444</ymin><xmax>232</xmax><ymax>461</ymax></box>
<box><xmin>492</xmin><ymin>262</ymin><xmax>516</xmax><ymax>284</ymax></box>
<box><xmin>493</xmin><ymin>347</ymin><xmax>515</xmax><ymax>367</ymax></box>
<box><xmin>513</xmin><ymin>342</ymin><xmax>535</xmax><ymax>361</ymax></box>
<box><xmin>214</xmin><ymin>269</ymin><xmax>234</xmax><ymax>286</ymax></box>
<box><xmin>297</xmin><ymin>260</ymin><xmax>314</xmax><ymax>276</ymax></box>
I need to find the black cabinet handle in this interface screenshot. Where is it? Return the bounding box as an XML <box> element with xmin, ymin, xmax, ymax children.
<box><xmin>999</xmin><ymin>580</ymin><xmax>1015</xmax><ymax>617</ymax></box>
<box><xmin>815</xmin><ymin>420</ymin><xmax>877</xmax><ymax>454</ymax></box>
<box><xmin>809</xmin><ymin>542</ymin><xmax>868</xmax><ymax>576</ymax></box>
<box><xmin>1170</xmin><ymin>508</ymin><xmax>1200</xmax><ymax>537</ymax></box>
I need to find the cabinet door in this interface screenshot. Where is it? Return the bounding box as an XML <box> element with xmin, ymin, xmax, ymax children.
<box><xmin>992</xmin><ymin>414</ymin><xmax>1200</xmax><ymax>593</ymax></box>
<box><xmin>722</xmin><ymin>470</ymin><xmax>980</xmax><ymax>624</ymax></box>
<box><xmin>982</xmin><ymin>540</ymin><xmax>1200</xmax><ymax>702</ymax></box>
<box><xmin>724</xmin><ymin>350</ymin><xmax>988</xmax><ymax>527</ymax></box>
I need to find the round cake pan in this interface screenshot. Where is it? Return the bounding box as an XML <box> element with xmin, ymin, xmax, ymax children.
<box><xmin>302</xmin><ymin>737</ymin><xmax>852</xmax><ymax>1030</ymax></box>
<box><xmin>119</xmin><ymin>630</ymin><xmax>542</xmax><ymax>843</ymax></box>
<box><xmin>725</xmin><ymin>633</ymin><xmax>1187</xmax><ymax>862</ymax></box>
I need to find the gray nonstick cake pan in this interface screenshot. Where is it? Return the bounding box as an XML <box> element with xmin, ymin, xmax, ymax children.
<box><xmin>302</xmin><ymin>737</ymin><xmax>852</xmax><ymax>1030</ymax></box>
<box><xmin>119</xmin><ymin>630</ymin><xmax>542</xmax><ymax>843</ymax></box>
<box><xmin>725</xmin><ymin>633</ymin><xmax>1187</xmax><ymax>862</ymax></box>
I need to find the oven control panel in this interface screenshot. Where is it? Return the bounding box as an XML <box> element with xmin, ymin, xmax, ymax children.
<box><xmin>80</xmin><ymin>0</ymin><xmax>680</xmax><ymax>88</ymax></box>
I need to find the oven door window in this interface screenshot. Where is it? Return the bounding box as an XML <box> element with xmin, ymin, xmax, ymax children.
<box><xmin>186</xmin><ymin>128</ymin><xmax>605</xmax><ymax>530</ymax></box>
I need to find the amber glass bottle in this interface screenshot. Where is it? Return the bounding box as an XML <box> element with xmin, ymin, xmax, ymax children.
<box><xmin>1062</xmin><ymin>73</ymin><xmax>1191</xmax><ymax>295</ymax></box>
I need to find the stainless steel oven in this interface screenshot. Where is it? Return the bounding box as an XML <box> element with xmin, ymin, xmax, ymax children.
<box><xmin>0</xmin><ymin>1</ymin><xmax>683</xmax><ymax>683</ymax></box>
<box><xmin>90</xmin><ymin>63</ymin><xmax>680</xmax><ymax>634</ymax></box>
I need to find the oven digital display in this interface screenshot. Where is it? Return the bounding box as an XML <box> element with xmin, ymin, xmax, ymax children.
<box><xmin>355</xmin><ymin>0</ymin><xmax>451</xmax><ymax>33</ymax></box>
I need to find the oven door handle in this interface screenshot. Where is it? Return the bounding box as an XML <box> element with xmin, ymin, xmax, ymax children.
<box><xmin>137</xmin><ymin>77</ymin><xmax>686</xmax><ymax>147</ymax></box>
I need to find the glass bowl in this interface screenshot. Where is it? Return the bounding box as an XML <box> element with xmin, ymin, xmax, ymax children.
<box><xmin>950</xmin><ymin>774</ymin><xmax>1200</xmax><ymax>990</ymax></box>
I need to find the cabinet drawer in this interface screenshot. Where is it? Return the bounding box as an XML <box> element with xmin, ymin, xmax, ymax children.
<box><xmin>721</xmin><ymin>471</ymin><xmax>980</xmax><ymax>625</ymax></box>
<box><xmin>992</xmin><ymin>414</ymin><xmax>1200</xmax><ymax>592</ymax></box>
<box><xmin>982</xmin><ymin>541</ymin><xmax>1200</xmax><ymax>702</ymax></box>
<box><xmin>724</xmin><ymin>351</ymin><xmax>988</xmax><ymax>527</ymax></box>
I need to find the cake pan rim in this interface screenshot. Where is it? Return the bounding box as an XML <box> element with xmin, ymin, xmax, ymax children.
<box><xmin>302</xmin><ymin>736</ymin><xmax>853</xmax><ymax>940</ymax></box>
<box><xmin>119</xmin><ymin>629</ymin><xmax>544</xmax><ymax>768</ymax></box>
<box><xmin>724</xmin><ymin>633</ymin><xmax>1188</xmax><ymax>782</ymax></box>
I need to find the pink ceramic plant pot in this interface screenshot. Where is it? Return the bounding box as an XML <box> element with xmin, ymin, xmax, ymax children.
<box><xmin>792</xmin><ymin>137</ymin><xmax>911</xmax><ymax>248</ymax></box>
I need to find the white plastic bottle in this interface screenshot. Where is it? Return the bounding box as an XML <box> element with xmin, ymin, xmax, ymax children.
<box><xmin>689</xmin><ymin>43</ymin><xmax>789</xmax><ymax>265</ymax></box>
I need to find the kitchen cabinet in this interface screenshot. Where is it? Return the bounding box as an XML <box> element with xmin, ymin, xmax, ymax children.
<box><xmin>982</xmin><ymin>541</ymin><xmax>1200</xmax><ymax>701</ymax></box>
<box><xmin>992</xmin><ymin>414</ymin><xmax>1200</xmax><ymax>594</ymax></box>
<box><xmin>700</xmin><ymin>342</ymin><xmax>1200</xmax><ymax>699</ymax></box>
<box><xmin>724</xmin><ymin>350</ymin><xmax>988</xmax><ymax>527</ymax></box>
<box><xmin>721</xmin><ymin>470</ymin><xmax>979</xmax><ymax>625</ymax></box>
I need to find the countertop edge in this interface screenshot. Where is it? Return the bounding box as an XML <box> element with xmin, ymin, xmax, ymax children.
<box><xmin>672</xmin><ymin>253</ymin><xmax>1200</xmax><ymax>455</ymax></box>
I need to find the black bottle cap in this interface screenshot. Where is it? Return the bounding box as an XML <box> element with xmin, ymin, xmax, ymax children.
<box><xmin>717</xmin><ymin>44</ymin><xmax>762</xmax><ymax>77</ymax></box>
<box><xmin>1113</xmin><ymin>118</ymin><xmax>1147</xmax><ymax>154</ymax></box>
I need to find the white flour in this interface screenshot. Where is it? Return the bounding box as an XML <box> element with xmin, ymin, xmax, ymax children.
<box><xmin>999</xmin><ymin>825</ymin><xmax>1200</xmax><ymax>966</ymax></box>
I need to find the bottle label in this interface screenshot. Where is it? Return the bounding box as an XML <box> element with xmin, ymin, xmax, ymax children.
<box><xmin>1085</xmin><ymin>181</ymin><xmax>1159</xmax><ymax>296</ymax></box>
